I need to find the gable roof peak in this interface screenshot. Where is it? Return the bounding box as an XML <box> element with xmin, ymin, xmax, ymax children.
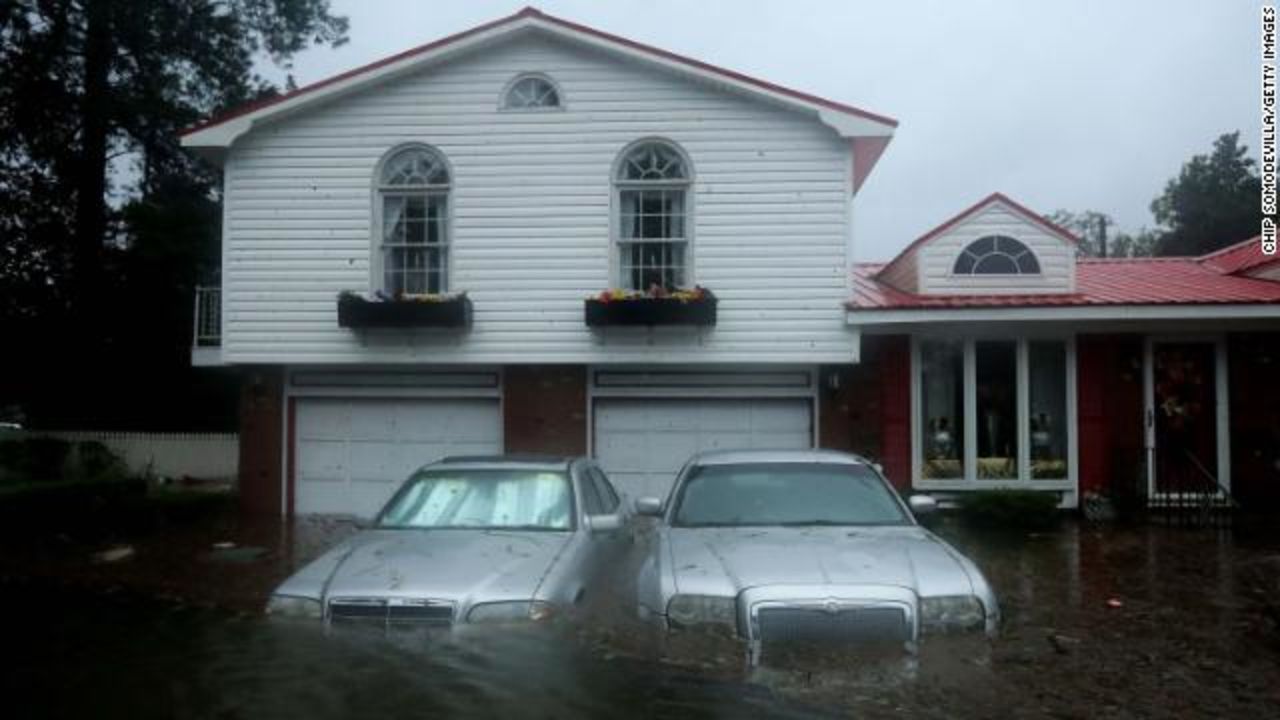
<box><xmin>180</xmin><ymin>6</ymin><xmax>897</xmax><ymax>157</ymax></box>
<box><xmin>876</xmin><ymin>192</ymin><xmax>1080</xmax><ymax>282</ymax></box>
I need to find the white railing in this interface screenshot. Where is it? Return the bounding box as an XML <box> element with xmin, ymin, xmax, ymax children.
<box><xmin>194</xmin><ymin>286</ymin><xmax>221</xmax><ymax>347</ymax></box>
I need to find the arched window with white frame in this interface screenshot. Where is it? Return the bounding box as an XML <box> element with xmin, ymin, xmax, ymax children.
<box><xmin>613</xmin><ymin>140</ymin><xmax>691</xmax><ymax>290</ymax></box>
<box><xmin>502</xmin><ymin>73</ymin><xmax>561</xmax><ymax>110</ymax></box>
<box><xmin>376</xmin><ymin>145</ymin><xmax>450</xmax><ymax>295</ymax></box>
<box><xmin>952</xmin><ymin>235</ymin><xmax>1041</xmax><ymax>275</ymax></box>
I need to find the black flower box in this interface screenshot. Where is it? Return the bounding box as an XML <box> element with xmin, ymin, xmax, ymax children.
<box><xmin>584</xmin><ymin>289</ymin><xmax>717</xmax><ymax>327</ymax></box>
<box><xmin>337</xmin><ymin>293</ymin><xmax>472</xmax><ymax>329</ymax></box>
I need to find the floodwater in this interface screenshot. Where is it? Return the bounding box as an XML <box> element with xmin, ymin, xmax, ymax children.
<box><xmin>2</xmin><ymin>510</ymin><xmax>1278</xmax><ymax>719</ymax></box>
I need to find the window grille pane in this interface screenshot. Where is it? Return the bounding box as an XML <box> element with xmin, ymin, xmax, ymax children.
<box><xmin>1029</xmin><ymin>342</ymin><xmax>1068</xmax><ymax>480</ymax></box>
<box><xmin>920</xmin><ymin>340</ymin><xmax>965</xmax><ymax>480</ymax></box>
<box><xmin>975</xmin><ymin>341</ymin><xmax>1018</xmax><ymax>479</ymax></box>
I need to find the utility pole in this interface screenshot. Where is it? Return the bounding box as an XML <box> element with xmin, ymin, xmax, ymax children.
<box><xmin>1097</xmin><ymin>214</ymin><xmax>1109</xmax><ymax>258</ymax></box>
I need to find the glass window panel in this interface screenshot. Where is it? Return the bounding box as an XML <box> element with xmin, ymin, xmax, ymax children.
<box><xmin>973</xmin><ymin>254</ymin><xmax>1019</xmax><ymax>274</ymax></box>
<box><xmin>975</xmin><ymin>341</ymin><xmax>1018</xmax><ymax>479</ymax></box>
<box><xmin>920</xmin><ymin>340</ymin><xmax>965</xmax><ymax>479</ymax></box>
<box><xmin>953</xmin><ymin>235</ymin><xmax>1040</xmax><ymax>275</ymax></box>
<box><xmin>1029</xmin><ymin>342</ymin><xmax>1069</xmax><ymax>480</ymax></box>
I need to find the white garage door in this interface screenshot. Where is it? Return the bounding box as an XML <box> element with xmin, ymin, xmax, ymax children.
<box><xmin>594</xmin><ymin>398</ymin><xmax>812</xmax><ymax>501</ymax></box>
<box><xmin>295</xmin><ymin>397</ymin><xmax>501</xmax><ymax>517</ymax></box>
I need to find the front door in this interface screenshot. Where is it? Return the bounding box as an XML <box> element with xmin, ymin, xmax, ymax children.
<box><xmin>1145</xmin><ymin>339</ymin><xmax>1229</xmax><ymax>498</ymax></box>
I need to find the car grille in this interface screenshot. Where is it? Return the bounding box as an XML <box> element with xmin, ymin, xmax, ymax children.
<box><xmin>756</xmin><ymin>606</ymin><xmax>910</xmax><ymax>653</ymax></box>
<box><xmin>327</xmin><ymin>598</ymin><xmax>454</xmax><ymax>625</ymax></box>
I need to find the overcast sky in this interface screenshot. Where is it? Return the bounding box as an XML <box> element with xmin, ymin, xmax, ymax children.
<box><xmin>264</xmin><ymin>1</ymin><xmax>1259</xmax><ymax>261</ymax></box>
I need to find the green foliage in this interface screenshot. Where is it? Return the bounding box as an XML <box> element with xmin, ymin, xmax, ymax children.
<box><xmin>1150</xmin><ymin>132</ymin><xmax>1262</xmax><ymax>256</ymax></box>
<box><xmin>0</xmin><ymin>438</ymin><xmax>130</xmax><ymax>484</ymax></box>
<box><xmin>1045</xmin><ymin>209</ymin><xmax>1158</xmax><ymax>258</ymax></box>
<box><xmin>955</xmin><ymin>490</ymin><xmax>1062</xmax><ymax>529</ymax></box>
<box><xmin>0</xmin><ymin>0</ymin><xmax>346</xmax><ymax>429</ymax></box>
<box><xmin>74</xmin><ymin>441</ymin><xmax>128</xmax><ymax>482</ymax></box>
<box><xmin>0</xmin><ymin>438</ymin><xmax>72</xmax><ymax>484</ymax></box>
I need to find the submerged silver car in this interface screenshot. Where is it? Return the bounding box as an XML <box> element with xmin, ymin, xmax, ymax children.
<box><xmin>267</xmin><ymin>455</ymin><xmax>633</xmax><ymax>627</ymax></box>
<box><xmin>634</xmin><ymin>449</ymin><xmax>999</xmax><ymax>664</ymax></box>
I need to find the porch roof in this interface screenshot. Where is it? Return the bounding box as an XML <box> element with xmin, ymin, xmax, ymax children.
<box><xmin>849</xmin><ymin>245</ymin><xmax>1280</xmax><ymax>313</ymax></box>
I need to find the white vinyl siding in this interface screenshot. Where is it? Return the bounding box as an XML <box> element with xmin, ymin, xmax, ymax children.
<box><xmin>220</xmin><ymin>34</ymin><xmax>852</xmax><ymax>364</ymax></box>
<box><xmin>915</xmin><ymin>203</ymin><xmax>1075</xmax><ymax>295</ymax></box>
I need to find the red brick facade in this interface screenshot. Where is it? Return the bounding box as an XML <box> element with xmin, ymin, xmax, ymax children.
<box><xmin>1228</xmin><ymin>332</ymin><xmax>1280</xmax><ymax>507</ymax></box>
<box><xmin>502</xmin><ymin>365</ymin><xmax>587</xmax><ymax>456</ymax></box>
<box><xmin>819</xmin><ymin>335</ymin><xmax>910</xmax><ymax>489</ymax></box>
<box><xmin>237</xmin><ymin>367</ymin><xmax>285</xmax><ymax>516</ymax></box>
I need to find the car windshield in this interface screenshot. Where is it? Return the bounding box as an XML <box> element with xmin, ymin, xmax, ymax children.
<box><xmin>672</xmin><ymin>462</ymin><xmax>909</xmax><ymax>527</ymax></box>
<box><xmin>377</xmin><ymin>469</ymin><xmax>574</xmax><ymax>530</ymax></box>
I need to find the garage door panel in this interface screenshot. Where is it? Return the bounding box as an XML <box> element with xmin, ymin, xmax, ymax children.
<box><xmin>348</xmin><ymin>403</ymin><xmax>397</xmax><ymax>441</ymax></box>
<box><xmin>297</xmin><ymin>440</ymin><xmax>346</xmax><ymax>482</ymax></box>
<box><xmin>295</xmin><ymin>397</ymin><xmax>501</xmax><ymax>517</ymax></box>
<box><xmin>594</xmin><ymin>398</ymin><xmax>812</xmax><ymax>501</ymax></box>
<box><xmin>297</xmin><ymin>400</ymin><xmax>348</xmax><ymax>440</ymax></box>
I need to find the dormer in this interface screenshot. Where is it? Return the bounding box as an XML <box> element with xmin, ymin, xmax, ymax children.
<box><xmin>877</xmin><ymin>193</ymin><xmax>1079</xmax><ymax>295</ymax></box>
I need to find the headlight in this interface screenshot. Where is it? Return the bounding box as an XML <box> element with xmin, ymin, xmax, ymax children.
<box><xmin>920</xmin><ymin>595</ymin><xmax>985</xmax><ymax>631</ymax></box>
<box><xmin>466</xmin><ymin>600</ymin><xmax>555</xmax><ymax>623</ymax></box>
<box><xmin>265</xmin><ymin>595</ymin><xmax>322</xmax><ymax>619</ymax></box>
<box><xmin>666</xmin><ymin>594</ymin><xmax>736</xmax><ymax>629</ymax></box>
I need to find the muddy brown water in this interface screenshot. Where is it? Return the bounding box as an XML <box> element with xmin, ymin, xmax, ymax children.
<box><xmin>2</xmin><ymin>511</ymin><xmax>1279</xmax><ymax>719</ymax></box>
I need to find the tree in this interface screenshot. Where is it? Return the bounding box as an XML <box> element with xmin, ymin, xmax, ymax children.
<box><xmin>0</xmin><ymin>1</ymin><xmax>347</xmax><ymax>428</ymax></box>
<box><xmin>1150</xmin><ymin>132</ymin><xmax>1261</xmax><ymax>256</ymax></box>
<box><xmin>1044</xmin><ymin>209</ymin><xmax>1157</xmax><ymax>258</ymax></box>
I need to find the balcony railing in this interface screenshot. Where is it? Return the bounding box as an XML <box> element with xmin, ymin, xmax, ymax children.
<box><xmin>193</xmin><ymin>286</ymin><xmax>221</xmax><ymax>347</ymax></box>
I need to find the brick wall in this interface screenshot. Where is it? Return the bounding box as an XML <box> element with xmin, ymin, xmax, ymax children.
<box><xmin>819</xmin><ymin>335</ymin><xmax>910</xmax><ymax>489</ymax></box>
<box><xmin>503</xmin><ymin>365</ymin><xmax>587</xmax><ymax>456</ymax></box>
<box><xmin>237</xmin><ymin>367</ymin><xmax>284</xmax><ymax>516</ymax></box>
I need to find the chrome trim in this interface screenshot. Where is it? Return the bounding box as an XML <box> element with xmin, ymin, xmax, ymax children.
<box><xmin>739</xmin><ymin>584</ymin><xmax>919</xmax><ymax>665</ymax></box>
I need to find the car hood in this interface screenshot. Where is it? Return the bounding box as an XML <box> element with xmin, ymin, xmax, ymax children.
<box><xmin>665</xmin><ymin>526</ymin><xmax>976</xmax><ymax>598</ymax></box>
<box><xmin>277</xmin><ymin>529</ymin><xmax>572</xmax><ymax>603</ymax></box>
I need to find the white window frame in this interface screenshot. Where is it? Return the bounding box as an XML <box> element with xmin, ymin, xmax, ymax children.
<box><xmin>910</xmin><ymin>335</ymin><xmax>1078</xmax><ymax>497</ymax></box>
<box><xmin>949</xmin><ymin>235</ymin><xmax>1043</xmax><ymax>276</ymax></box>
<box><xmin>371</xmin><ymin>144</ymin><xmax>453</xmax><ymax>295</ymax></box>
<box><xmin>610</xmin><ymin>138</ymin><xmax>694</xmax><ymax>290</ymax></box>
<box><xmin>499</xmin><ymin>72</ymin><xmax>565</xmax><ymax>111</ymax></box>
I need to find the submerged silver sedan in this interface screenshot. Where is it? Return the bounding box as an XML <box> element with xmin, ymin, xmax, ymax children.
<box><xmin>634</xmin><ymin>449</ymin><xmax>999</xmax><ymax>664</ymax></box>
<box><xmin>267</xmin><ymin>456</ymin><xmax>633</xmax><ymax>627</ymax></box>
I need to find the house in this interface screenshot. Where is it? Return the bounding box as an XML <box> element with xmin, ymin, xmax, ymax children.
<box><xmin>182</xmin><ymin>7</ymin><xmax>896</xmax><ymax>517</ymax></box>
<box><xmin>844</xmin><ymin>195</ymin><xmax>1280</xmax><ymax>511</ymax></box>
<box><xmin>183</xmin><ymin>7</ymin><xmax>1279</xmax><ymax>518</ymax></box>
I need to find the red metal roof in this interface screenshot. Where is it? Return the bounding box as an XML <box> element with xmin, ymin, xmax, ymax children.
<box><xmin>182</xmin><ymin>6</ymin><xmax>897</xmax><ymax>138</ymax></box>
<box><xmin>1196</xmin><ymin>236</ymin><xmax>1278</xmax><ymax>275</ymax></box>
<box><xmin>849</xmin><ymin>255</ymin><xmax>1280</xmax><ymax>311</ymax></box>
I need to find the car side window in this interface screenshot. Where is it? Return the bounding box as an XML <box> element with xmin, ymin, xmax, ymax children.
<box><xmin>577</xmin><ymin>468</ymin><xmax>606</xmax><ymax>515</ymax></box>
<box><xmin>589</xmin><ymin>468</ymin><xmax>621</xmax><ymax>513</ymax></box>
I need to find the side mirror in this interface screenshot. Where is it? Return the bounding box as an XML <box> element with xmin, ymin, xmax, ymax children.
<box><xmin>586</xmin><ymin>514</ymin><xmax>623</xmax><ymax>533</ymax></box>
<box><xmin>908</xmin><ymin>494</ymin><xmax>939</xmax><ymax>516</ymax></box>
<box><xmin>634</xmin><ymin>496</ymin><xmax>664</xmax><ymax>517</ymax></box>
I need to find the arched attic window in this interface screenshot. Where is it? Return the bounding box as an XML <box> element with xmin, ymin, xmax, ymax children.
<box><xmin>502</xmin><ymin>74</ymin><xmax>561</xmax><ymax>109</ymax></box>
<box><xmin>613</xmin><ymin>140</ymin><xmax>692</xmax><ymax>290</ymax></box>
<box><xmin>377</xmin><ymin>145</ymin><xmax>451</xmax><ymax>295</ymax></box>
<box><xmin>952</xmin><ymin>235</ymin><xmax>1041</xmax><ymax>275</ymax></box>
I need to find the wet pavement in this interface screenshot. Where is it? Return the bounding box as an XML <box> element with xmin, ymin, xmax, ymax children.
<box><xmin>2</xmin><ymin>503</ymin><xmax>1278</xmax><ymax>718</ymax></box>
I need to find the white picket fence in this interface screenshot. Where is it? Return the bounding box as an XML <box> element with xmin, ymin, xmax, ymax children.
<box><xmin>13</xmin><ymin>431</ymin><xmax>239</xmax><ymax>482</ymax></box>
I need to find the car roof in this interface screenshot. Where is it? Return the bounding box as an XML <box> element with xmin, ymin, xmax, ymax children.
<box><xmin>429</xmin><ymin>454</ymin><xmax>579</xmax><ymax>471</ymax></box>
<box><xmin>685</xmin><ymin>448</ymin><xmax>874</xmax><ymax>466</ymax></box>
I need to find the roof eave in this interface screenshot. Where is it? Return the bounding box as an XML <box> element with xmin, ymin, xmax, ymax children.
<box><xmin>179</xmin><ymin>9</ymin><xmax>897</xmax><ymax>156</ymax></box>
